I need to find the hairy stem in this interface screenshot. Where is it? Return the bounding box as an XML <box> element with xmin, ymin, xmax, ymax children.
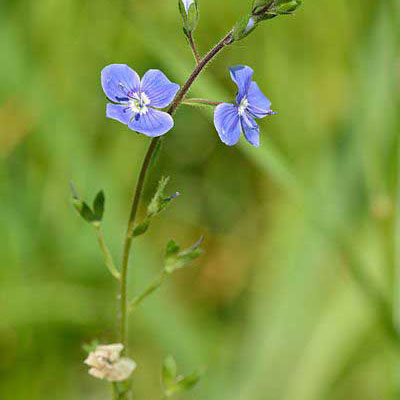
<box><xmin>117</xmin><ymin>29</ymin><xmax>233</xmax><ymax>367</ymax></box>
<box><xmin>182</xmin><ymin>98</ymin><xmax>223</xmax><ymax>107</ymax></box>
<box><xmin>187</xmin><ymin>32</ymin><xmax>201</xmax><ymax>64</ymax></box>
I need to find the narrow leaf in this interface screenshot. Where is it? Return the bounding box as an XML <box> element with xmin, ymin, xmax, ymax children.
<box><xmin>93</xmin><ymin>190</ymin><xmax>105</xmax><ymax>222</ymax></box>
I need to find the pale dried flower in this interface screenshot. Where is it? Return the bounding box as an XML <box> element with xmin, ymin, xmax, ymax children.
<box><xmin>84</xmin><ymin>343</ymin><xmax>136</xmax><ymax>382</ymax></box>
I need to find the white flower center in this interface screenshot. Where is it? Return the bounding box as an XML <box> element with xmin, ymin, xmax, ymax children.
<box><xmin>129</xmin><ymin>92</ymin><xmax>150</xmax><ymax>115</ymax></box>
<box><xmin>238</xmin><ymin>97</ymin><xmax>249</xmax><ymax>115</ymax></box>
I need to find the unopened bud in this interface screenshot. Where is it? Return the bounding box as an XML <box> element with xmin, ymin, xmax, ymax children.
<box><xmin>179</xmin><ymin>0</ymin><xmax>199</xmax><ymax>36</ymax></box>
<box><xmin>232</xmin><ymin>15</ymin><xmax>258</xmax><ymax>42</ymax></box>
<box><xmin>252</xmin><ymin>0</ymin><xmax>274</xmax><ymax>15</ymax></box>
<box><xmin>252</xmin><ymin>0</ymin><xmax>302</xmax><ymax>21</ymax></box>
<box><xmin>275</xmin><ymin>0</ymin><xmax>302</xmax><ymax>14</ymax></box>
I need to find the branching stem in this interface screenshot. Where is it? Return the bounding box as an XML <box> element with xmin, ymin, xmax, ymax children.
<box><xmin>116</xmin><ymin>31</ymin><xmax>233</xmax><ymax>399</ymax></box>
<box><xmin>95</xmin><ymin>225</ymin><xmax>120</xmax><ymax>280</ymax></box>
<box><xmin>128</xmin><ymin>270</ymin><xmax>168</xmax><ymax>312</ymax></box>
<box><xmin>187</xmin><ymin>32</ymin><xmax>201</xmax><ymax>64</ymax></box>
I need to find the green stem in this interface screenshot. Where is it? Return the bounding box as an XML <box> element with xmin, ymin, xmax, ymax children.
<box><xmin>187</xmin><ymin>32</ymin><xmax>201</xmax><ymax>64</ymax></box>
<box><xmin>95</xmin><ymin>225</ymin><xmax>120</xmax><ymax>280</ymax></box>
<box><xmin>128</xmin><ymin>270</ymin><xmax>168</xmax><ymax>312</ymax></box>
<box><xmin>395</xmin><ymin>135</ymin><xmax>400</xmax><ymax>335</ymax></box>
<box><xmin>182</xmin><ymin>98</ymin><xmax>223</xmax><ymax>107</ymax></box>
<box><xmin>116</xmin><ymin>30</ymin><xmax>233</xmax><ymax>399</ymax></box>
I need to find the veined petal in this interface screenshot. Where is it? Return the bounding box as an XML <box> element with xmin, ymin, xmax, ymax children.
<box><xmin>140</xmin><ymin>70</ymin><xmax>180</xmax><ymax>109</ymax></box>
<box><xmin>247</xmin><ymin>82</ymin><xmax>272</xmax><ymax>118</ymax></box>
<box><xmin>241</xmin><ymin>113</ymin><xmax>260</xmax><ymax>147</ymax></box>
<box><xmin>214</xmin><ymin>103</ymin><xmax>242</xmax><ymax>146</ymax></box>
<box><xmin>106</xmin><ymin>103</ymin><xmax>133</xmax><ymax>125</ymax></box>
<box><xmin>128</xmin><ymin>108</ymin><xmax>174</xmax><ymax>137</ymax></box>
<box><xmin>101</xmin><ymin>64</ymin><xmax>140</xmax><ymax>103</ymax></box>
<box><xmin>229</xmin><ymin>65</ymin><xmax>254</xmax><ymax>103</ymax></box>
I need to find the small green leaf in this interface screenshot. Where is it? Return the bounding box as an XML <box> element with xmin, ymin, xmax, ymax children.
<box><xmin>132</xmin><ymin>219</ymin><xmax>150</xmax><ymax>238</ymax></box>
<box><xmin>275</xmin><ymin>0</ymin><xmax>302</xmax><ymax>14</ymax></box>
<box><xmin>92</xmin><ymin>190</ymin><xmax>105</xmax><ymax>222</ymax></box>
<box><xmin>162</xmin><ymin>355</ymin><xmax>177</xmax><ymax>390</ymax></box>
<box><xmin>148</xmin><ymin>176</ymin><xmax>169</xmax><ymax>216</ymax></box>
<box><xmin>252</xmin><ymin>0</ymin><xmax>274</xmax><ymax>14</ymax></box>
<box><xmin>82</xmin><ymin>339</ymin><xmax>99</xmax><ymax>354</ymax></box>
<box><xmin>176</xmin><ymin>370</ymin><xmax>201</xmax><ymax>392</ymax></box>
<box><xmin>165</xmin><ymin>239</ymin><xmax>180</xmax><ymax>258</ymax></box>
<box><xmin>147</xmin><ymin>176</ymin><xmax>180</xmax><ymax>218</ymax></box>
<box><xmin>164</xmin><ymin>237</ymin><xmax>203</xmax><ymax>274</ymax></box>
<box><xmin>70</xmin><ymin>183</ymin><xmax>103</xmax><ymax>225</ymax></box>
<box><xmin>162</xmin><ymin>356</ymin><xmax>202</xmax><ymax>398</ymax></box>
<box><xmin>80</xmin><ymin>202</ymin><xmax>96</xmax><ymax>223</ymax></box>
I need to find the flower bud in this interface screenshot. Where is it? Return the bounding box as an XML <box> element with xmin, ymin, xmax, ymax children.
<box><xmin>179</xmin><ymin>0</ymin><xmax>199</xmax><ymax>36</ymax></box>
<box><xmin>232</xmin><ymin>15</ymin><xmax>258</xmax><ymax>42</ymax></box>
<box><xmin>252</xmin><ymin>0</ymin><xmax>302</xmax><ymax>21</ymax></box>
<box><xmin>252</xmin><ymin>0</ymin><xmax>274</xmax><ymax>15</ymax></box>
<box><xmin>275</xmin><ymin>0</ymin><xmax>302</xmax><ymax>14</ymax></box>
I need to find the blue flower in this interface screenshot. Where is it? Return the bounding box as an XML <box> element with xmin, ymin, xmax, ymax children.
<box><xmin>101</xmin><ymin>64</ymin><xmax>180</xmax><ymax>137</ymax></box>
<box><xmin>214</xmin><ymin>65</ymin><xmax>275</xmax><ymax>147</ymax></box>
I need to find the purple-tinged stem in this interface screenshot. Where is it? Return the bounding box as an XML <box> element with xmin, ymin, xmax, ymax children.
<box><xmin>187</xmin><ymin>32</ymin><xmax>201</xmax><ymax>64</ymax></box>
<box><xmin>117</xmin><ymin>30</ymin><xmax>234</xmax><ymax>374</ymax></box>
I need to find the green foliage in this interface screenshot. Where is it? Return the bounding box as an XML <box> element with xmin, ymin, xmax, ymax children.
<box><xmin>132</xmin><ymin>177</ymin><xmax>179</xmax><ymax>238</ymax></box>
<box><xmin>132</xmin><ymin>219</ymin><xmax>151</xmax><ymax>237</ymax></box>
<box><xmin>92</xmin><ymin>190</ymin><xmax>105</xmax><ymax>222</ymax></box>
<box><xmin>162</xmin><ymin>355</ymin><xmax>201</xmax><ymax>397</ymax></box>
<box><xmin>1</xmin><ymin>1</ymin><xmax>400</xmax><ymax>400</ymax></box>
<box><xmin>70</xmin><ymin>183</ymin><xmax>105</xmax><ymax>226</ymax></box>
<box><xmin>147</xmin><ymin>176</ymin><xmax>172</xmax><ymax>217</ymax></box>
<box><xmin>164</xmin><ymin>238</ymin><xmax>203</xmax><ymax>274</ymax></box>
<box><xmin>252</xmin><ymin>0</ymin><xmax>275</xmax><ymax>14</ymax></box>
<box><xmin>82</xmin><ymin>339</ymin><xmax>100</xmax><ymax>354</ymax></box>
<box><xmin>252</xmin><ymin>0</ymin><xmax>302</xmax><ymax>21</ymax></box>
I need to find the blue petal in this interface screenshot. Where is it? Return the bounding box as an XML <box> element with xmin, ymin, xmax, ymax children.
<box><xmin>247</xmin><ymin>82</ymin><xmax>272</xmax><ymax>118</ymax></box>
<box><xmin>101</xmin><ymin>64</ymin><xmax>140</xmax><ymax>103</ymax></box>
<box><xmin>214</xmin><ymin>103</ymin><xmax>242</xmax><ymax>146</ymax></box>
<box><xmin>181</xmin><ymin>0</ymin><xmax>195</xmax><ymax>15</ymax></box>
<box><xmin>140</xmin><ymin>70</ymin><xmax>180</xmax><ymax>109</ymax></box>
<box><xmin>245</xmin><ymin>17</ymin><xmax>256</xmax><ymax>33</ymax></box>
<box><xmin>241</xmin><ymin>114</ymin><xmax>260</xmax><ymax>147</ymax></box>
<box><xmin>128</xmin><ymin>108</ymin><xmax>174</xmax><ymax>137</ymax></box>
<box><xmin>229</xmin><ymin>65</ymin><xmax>254</xmax><ymax>103</ymax></box>
<box><xmin>106</xmin><ymin>103</ymin><xmax>133</xmax><ymax>125</ymax></box>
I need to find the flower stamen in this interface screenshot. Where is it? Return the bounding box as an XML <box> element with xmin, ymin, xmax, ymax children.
<box><xmin>129</xmin><ymin>92</ymin><xmax>151</xmax><ymax>115</ymax></box>
<box><xmin>238</xmin><ymin>97</ymin><xmax>249</xmax><ymax>115</ymax></box>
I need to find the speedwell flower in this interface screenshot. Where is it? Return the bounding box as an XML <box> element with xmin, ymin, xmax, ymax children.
<box><xmin>101</xmin><ymin>64</ymin><xmax>180</xmax><ymax>137</ymax></box>
<box><xmin>84</xmin><ymin>343</ymin><xmax>136</xmax><ymax>382</ymax></box>
<box><xmin>214</xmin><ymin>65</ymin><xmax>275</xmax><ymax>147</ymax></box>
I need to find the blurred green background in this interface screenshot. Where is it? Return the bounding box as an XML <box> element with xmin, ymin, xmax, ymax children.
<box><xmin>1</xmin><ymin>0</ymin><xmax>400</xmax><ymax>399</ymax></box>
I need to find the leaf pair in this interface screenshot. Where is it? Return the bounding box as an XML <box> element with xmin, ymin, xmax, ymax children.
<box><xmin>70</xmin><ymin>182</ymin><xmax>105</xmax><ymax>226</ymax></box>
<box><xmin>162</xmin><ymin>355</ymin><xmax>202</xmax><ymax>397</ymax></box>
<box><xmin>164</xmin><ymin>237</ymin><xmax>203</xmax><ymax>274</ymax></box>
